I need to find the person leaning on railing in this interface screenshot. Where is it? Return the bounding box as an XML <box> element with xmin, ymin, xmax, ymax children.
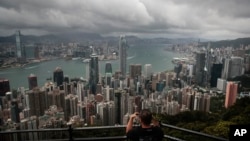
<box><xmin>126</xmin><ymin>109</ymin><xmax>164</xmax><ymax>141</ymax></box>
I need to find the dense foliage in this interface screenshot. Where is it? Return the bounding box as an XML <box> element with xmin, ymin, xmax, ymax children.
<box><xmin>155</xmin><ymin>97</ymin><xmax>250</xmax><ymax>140</ymax></box>
<box><xmin>228</xmin><ymin>75</ymin><xmax>250</xmax><ymax>92</ymax></box>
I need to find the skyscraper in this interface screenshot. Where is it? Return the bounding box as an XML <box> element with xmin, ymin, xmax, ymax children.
<box><xmin>204</xmin><ymin>43</ymin><xmax>212</xmax><ymax>87</ymax></box>
<box><xmin>222</xmin><ymin>57</ymin><xmax>244</xmax><ymax>79</ymax></box>
<box><xmin>129</xmin><ymin>64</ymin><xmax>142</xmax><ymax>79</ymax></box>
<box><xmin>217</xmin><ymin>78</ymin><xmax>227</xmax><ymax>92</ymax></box>
<box><xmin>119</xmin><ymin>35</ymin><xmax>128</xmax><ymax>78</ymax></box>
<box><xmin>0</xmin><ymin>78</ymin><xmax>10</xmax><ymax>97</ymax></box>
<box><xmin>187</xmin><ymin>93</ymin><xmax>195</xmax><ymax>110</ymax></box>
<box><xmin>195</xmin><ymin>52</ymin><xmax>206</xmax><ymax>86</ymax></box>
<box><xmin>64</xmin><ymin>94</ymin><xmax>78</xmax><ymax>121</ymax></box>
<box><xmin>86</xmin><ymin>102</ymin><xmax>95</xmax><ymax>124</ymax></box>
<box><xmin>244</xmin><ymin>55</ymin><xmax>250</xmax><ymax>74</ymax></box>
<box><xmin>26</xmin><ymin>88</ymin><xmax>46</xmax><ymax>117</ymax></box>
<box><xmin>105</xmin><ymin>62</ymin><xmax>112</xmax><ymax>74</ymax></box>
<box><xmin>104</xmin><ymin>62</ymin><xmax>112</xmax><ymax>87</ymax></box>
<box><xmin>11</xmin><ymin>99</ymin><xmax>20</xmax><ymax>123</ymax></box>
<box><xmin>225</xmin><ymin>82</ymin><xmax>238</xmax><ymax>108</ymax></box>
<box><xmin>144</xmin><ymin>64</ymin><xmax>152</xmax><ymax>79</ymax></box>
<box><xmin>210</xmin><ymin>64</ymin><xmax>223</xmax><ymax>87</ymax></box>
<box><xmin>96</xmin><ymin>102</ymin><xmax>115</xmax><ymax>126</ymax></box>
<box><xmin>77</xmin><ymin>81</ymin><xmax>84</xmax><ymax>102</ymax></box>
<box><xmin>89</xmin><ymin>49</ymin><xmax>99</xmax><ymax>95</ymax></box>
<box><xmin>53</xmin><ymin>67</ymin><xmax>64</xmax><ymax>87</ymax></box>
<box><xmin>97</xmin><ymin>102</ymin><xmax>108</xmax><ymax>125</ymax></box>
<box><xmin>16</xmin><ymin>30</ymin><xmax>21</xmax><ymax>58</ymax></box>
<box><xmin>28</xmin><ymin>74</ymin><xmax>38</xmax><ymax>90</ymax></box>
<box><xmin>105</xmin><ymin>73</ymin><xmax>112</xmax><ymax>87</ymax></box>
<box><xmin>16</xmin><ymin>30</ymin><xmax>26</xmax><ymax>63</ymax></box>
<box><xmin>114</xmin><ymin>90</ymin><xmax>122</xmax><ymax>124</ymax></box>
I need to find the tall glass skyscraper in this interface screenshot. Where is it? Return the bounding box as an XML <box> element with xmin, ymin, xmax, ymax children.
<box><xmin>105</xmin><ymin>62</ymin><xmax>112</xmax><ymax>74</ymax></box>
<box><xmin>105</xmin><ymin>62</ymin><xmax>112</xmax><ymax>87</ymax></box>
<box><xmin>16</xmin><ymin>30</ymin><xmax>21</xmax><ymax>58</ymax></box>
<box><xmin>195</xmin><ymin>52</ymin><xmax>206</xmax><ymax>86</ymax></box>
<box><xmin>119</xmin><ymin>35</ymin><xmax>128</xmax><ymax>79</ymax></box>
<box><xmin>89</xmin><ymin>50</ymin><xmax>99</xmax><ymax>94</ymax></box>
<box><xmin>53</xmin><ymin>67</ymin><xmax>64</xmax><ymax>87</ymax></box>
<box><xmin>16</xmin><ymin>30</ymin><xmax>26</xmax><ymax>63</ymax></box>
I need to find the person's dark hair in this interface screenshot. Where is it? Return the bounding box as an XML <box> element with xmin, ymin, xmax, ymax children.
<box><xmin>139</xmin><ymin>109</ymin><xmax>152</xmax><ymax>125</ymax></box>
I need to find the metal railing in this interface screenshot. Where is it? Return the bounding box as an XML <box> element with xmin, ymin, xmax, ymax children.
<box><xmin>161</xmin><ymin>123</ymin><xmax>229</xmax><ymax>141</ymax></box>
<box><xmin>0</xmin><ymin>123</ymin><xmax>229</xmax><ymax>141</ymax></box>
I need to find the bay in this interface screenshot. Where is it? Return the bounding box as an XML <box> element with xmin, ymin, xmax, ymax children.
<box><xmin>0</xmin><ymin>44</ymin><xmax>182</xmax><ymax>89</ymax></box>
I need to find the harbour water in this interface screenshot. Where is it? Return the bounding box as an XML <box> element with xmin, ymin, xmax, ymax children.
<box><xmin>0</xmin><ymin>44</ymin><xmax>182</xmax><ymax>89</ymax></box>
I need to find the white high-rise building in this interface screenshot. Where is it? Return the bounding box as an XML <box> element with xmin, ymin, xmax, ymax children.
<box><xmin>217</xmin><ymin>78</ymin><xmax>227</xmax><ymax>92</ymax></box>
<box><xmin>194</xmin><ymin>94</ymin><xmax>201</xmax><ymax>111</ymax></box>
<box><xmin>97</xmin><ymin>102</ymin><xmax>107</xmax><ymax>125</ymax></box>
<box><xmin>77</xmin><ymin>81</ymin><xmax>84</xmax><ymax>102</ymax></box>
<box><xmin>144</xmin><ymin>64</ymin><xmax>152</xmax><ymax>79</ymax></box>
<box><xmin>97</xmin><ymin>102</ymin><xmax>115</xmax><ymax>125</ymax></box>
<box><xmin>103</xmin><ymin>86</ymin><xmax>113</xmax><ymax>101</ymax></box>
<box><xmin>187</xmin><ymin>64</ymin><xmax>193</xmax><ymax>76</ymax></box>
<box><xmin>108</xmin><ymin>102</ymin><xmax>115</xmax><ymax>125</ymax></box>
<box><xmin>77</xmin><ymin>103</ymin><xmax>85</xmax><ymax>119</ymax></box>
<box><xmin>105</xmin><ymin>73</ymin><xmax>112</xmax><ymax>87</ymax></box>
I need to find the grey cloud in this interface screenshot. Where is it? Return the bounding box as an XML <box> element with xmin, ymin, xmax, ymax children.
<box><xmin>0</xmin><ymin>0</ymin><xmax>250</xmax><ymax>40</ymax></box>
<box><xmin>172</xmin><ymin>0</ymin><xmax>250</xmax><ymax>17</ymax></box>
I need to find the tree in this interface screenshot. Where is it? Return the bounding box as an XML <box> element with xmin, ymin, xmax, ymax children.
<box><xmin>203</xmin><ymin>121</ymin><xmax>235</xmax><ymax>138</ymax></box>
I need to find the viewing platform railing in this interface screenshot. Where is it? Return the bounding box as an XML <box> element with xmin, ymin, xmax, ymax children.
<box><xmin>0</xmin><ymin>122</ymin><xmax>229</xmax><ymax>141</ymax></box>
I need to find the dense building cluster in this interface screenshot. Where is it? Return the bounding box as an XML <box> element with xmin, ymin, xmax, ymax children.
<box><xmin>0</xmin><ymin>34</ymin><xmax>250</xmax><ymax>141</ymax></box>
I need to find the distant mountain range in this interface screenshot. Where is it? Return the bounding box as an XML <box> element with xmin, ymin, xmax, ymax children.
<box><xmin>0</xmin><ymin>32</ymin><xmax>250</xmax><ymax>47</ymax></box>
<box><xmin>0</xmin><ymin>32</ymin><xmax>203</xmax><ymax>45</ymax></box>
<box><xmin>201</xmin><ymin>37</ymin><xmax>250</xmax><ymax>48</ymax></box>
<box><xmin>0</xmin><ymin>32</ymin><xmax>103</xmax><ymax>44</ymax></box>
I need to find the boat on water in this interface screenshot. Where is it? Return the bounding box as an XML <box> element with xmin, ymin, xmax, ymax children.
<box><xmin>82</xmin><ymin>58</ymin><xmax>90</xmax><ymax>63</ymax></box>
<box><xmin>72</xmin><ymin>57</ymin><xmax>81</xmax><ymax>60</ymax></box>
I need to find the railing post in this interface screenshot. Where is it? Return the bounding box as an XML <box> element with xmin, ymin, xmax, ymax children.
<box><xmin>67</xmin><ymin>122</ymin><xmax>73</xmax><ymax>141</ymax></box>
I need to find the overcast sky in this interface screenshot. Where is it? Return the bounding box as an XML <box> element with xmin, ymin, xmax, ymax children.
<box><xmin>0</xmin><ymin>0</ymin><xmax>250</xmax><ymax>40</ymax></box>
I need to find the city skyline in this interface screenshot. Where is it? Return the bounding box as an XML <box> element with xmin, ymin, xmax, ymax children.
<box><xmin>1</xmin><ymin>32</ymin><xmax>250</xmax><ymax>140</ymax></box>
<box><xmin>1</xmin><ymin>1</ymin><xmax>250</xmax><ymax>140</ymax></box>
<box><xmin>0</xmin><ymin>0</ymin><xmax>250</xmax><ymax>40</ymax></box>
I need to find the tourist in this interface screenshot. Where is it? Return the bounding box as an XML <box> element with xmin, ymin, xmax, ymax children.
<box><xmin>126</xmin><ymin>109</ymin><xmax>164</xmax><ymax>141</ymax></box>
